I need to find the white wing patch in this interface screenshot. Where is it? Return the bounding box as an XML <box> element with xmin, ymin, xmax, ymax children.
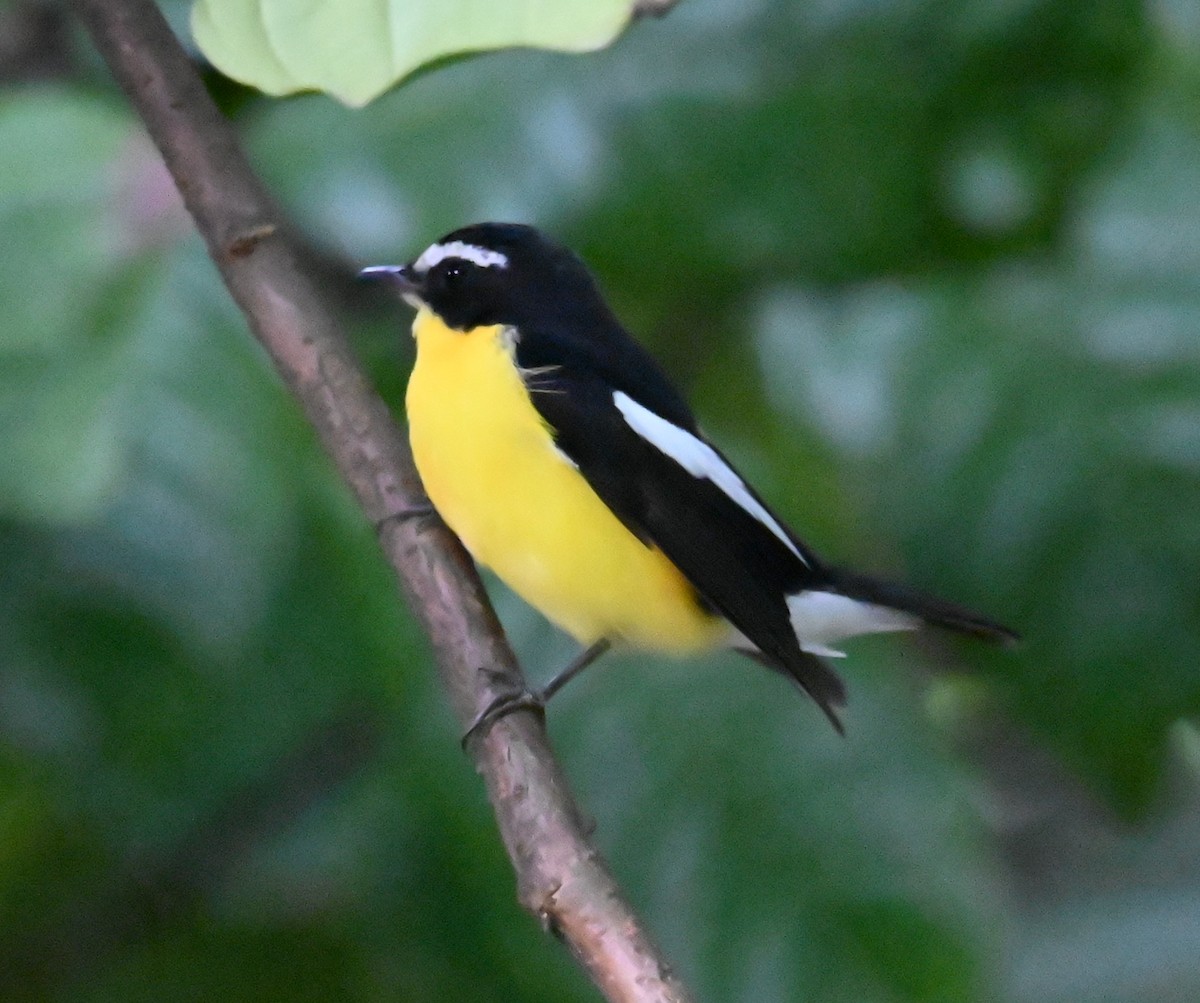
<box><xmin>414</xmin><ymin>240</ymin><xmax>509</xmax><ymax>273</ymax></box>
<box><xmin>612</xmin><ymin>390</ymin><xmax>808</xmax><ymax>566</ymax></box>
<box><xmin>787</xmin><ymin>590</ymin><xmax>918</xmax><ymax>657</ymax></box>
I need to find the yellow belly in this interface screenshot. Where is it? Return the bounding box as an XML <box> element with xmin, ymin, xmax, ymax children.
<box><xmin>405</xmin><ymin>309</ymin><xmax>728</xmax><ymax>653</ymax></box>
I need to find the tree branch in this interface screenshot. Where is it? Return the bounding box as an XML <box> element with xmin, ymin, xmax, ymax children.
<box><xmin>74</xmin><ymin>2</ymin><xmax>693</xmax><ymax>1000</ymax></box>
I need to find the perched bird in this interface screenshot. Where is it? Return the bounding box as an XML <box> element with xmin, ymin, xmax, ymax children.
<box><xmin>361</xmin><ymin>223</ymin><xmax>1015</xmax><ymax>733</ymax></box>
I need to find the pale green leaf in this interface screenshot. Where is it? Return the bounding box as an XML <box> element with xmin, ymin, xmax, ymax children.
<box><xmin>190</xmin><ymin>0</ymin><xmax>636</xmax><ymax>107</ymax></box>
<box><xmin>0</xmin><ymin>91</ymin><xmax>143</xmax><ymax>521</ymax></box>
<box><xmin>188</xmin><ymin>0</ymin><xmax>302</xmax><ymax>98</ymax></box>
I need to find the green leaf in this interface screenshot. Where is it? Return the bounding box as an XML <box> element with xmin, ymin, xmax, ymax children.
<box><xmin>0</xmin><ymin>90</ymin><xmax>152</xmax><ymax>522</ymax></box>
<box><xmin>189</xmin><ymin>0</ymin><xmax>302</xmax><ymax>99</ymax></box>
<box><xmin>190</xmin><ymin>0</ymin><xmax>638</xmax><ymax>107</ymax></box>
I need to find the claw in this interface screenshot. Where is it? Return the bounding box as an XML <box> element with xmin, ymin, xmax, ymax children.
<box><xmin>461</xmin><ymin>689</ymin><xmax>545</xmax><ymax>748</ymax></box>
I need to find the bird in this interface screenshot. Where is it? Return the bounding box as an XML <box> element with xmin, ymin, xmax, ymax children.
<box><xmin>360</xmin><ymin>223</ymin><xmax>1016</xmax><ymax>735</ymax></box>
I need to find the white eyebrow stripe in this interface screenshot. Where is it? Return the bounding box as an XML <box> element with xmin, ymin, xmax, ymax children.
<box><xmin>612</xmin><ymin>391</ymin><xmax>808</xmax><ymax>566</ymax></box>
<box><xmin>413</xmin><ymin>240</ymin><xmax>509</xmax><ymax>273</ymax></box>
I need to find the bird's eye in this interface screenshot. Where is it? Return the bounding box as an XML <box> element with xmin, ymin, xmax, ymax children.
<box><xmin>441</xmin><ymin>262</ymin><xmax>465</xmax><ymax>287</ymax></box>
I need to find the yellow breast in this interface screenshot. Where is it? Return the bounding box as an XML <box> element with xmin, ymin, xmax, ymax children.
<box><xmin>405</xmin><ymin>308</ymin><xmax>728</xmax><ymax>653</ymax></box>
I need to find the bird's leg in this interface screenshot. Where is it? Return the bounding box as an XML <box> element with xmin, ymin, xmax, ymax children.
<box><xmin>539</xmin><ymin>637</ymin><xmax>612</xmax><ymax>702</ymax></box>
<box><xmin>461</xmin><ymin>638</ymin><xmax>612</xmax><ymax>746</ymax></box>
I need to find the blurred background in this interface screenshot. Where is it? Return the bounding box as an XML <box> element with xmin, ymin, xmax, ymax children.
<box><xmin>2</xmin><ymin>0</ymin><xmax>1199</xmax><ymax>999</ymax></box>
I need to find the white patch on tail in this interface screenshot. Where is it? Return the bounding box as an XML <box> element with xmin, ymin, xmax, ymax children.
<box><xmin>787</xmin><ymin>590</ymin><xmax>919</xmax><ymax>657</ymax></box>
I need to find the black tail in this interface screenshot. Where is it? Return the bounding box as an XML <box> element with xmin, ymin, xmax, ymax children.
<box><xmin>738</xmin><ymin>646</ymin><xmax>848</xmax><ymax>734</ymax></box>
<box><xmin>737</xmin><ymin>570</ymin><xmax>1015</xmax><ymax>736</ymax></box>
<box><xmin>825</xmin><ymin>567</ymin><xmax>1019</xmax><ymax>647</ymax></box>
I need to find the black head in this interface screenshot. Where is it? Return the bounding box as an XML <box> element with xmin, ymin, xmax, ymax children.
<box><xmin>359</xmin><ymin>222</ymin><xmax>613</xmax><ymax>332</ymax></box>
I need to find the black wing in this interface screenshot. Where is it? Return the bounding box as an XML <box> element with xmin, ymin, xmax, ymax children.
<box><xmin>518</xmin><ymin>343</ymin><xmax>848</xmax><ymax>727</ymax></box>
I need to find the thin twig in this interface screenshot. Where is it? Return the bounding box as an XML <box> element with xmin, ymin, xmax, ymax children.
<box><xmin>73</xmin><ymin>1</ymin><xmax>694</xmax><ymax>1000</ymax></box>
<box><xmin>632</xmin><ymin>0</ymin><xmax>683</xmax><ymax>18</ymax></box>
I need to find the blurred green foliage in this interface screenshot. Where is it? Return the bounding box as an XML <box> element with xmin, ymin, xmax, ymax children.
<box><xmin>2</xmin><ymin>0</ymin><xmax>1199</xmax><ymax>1000</ymax></box>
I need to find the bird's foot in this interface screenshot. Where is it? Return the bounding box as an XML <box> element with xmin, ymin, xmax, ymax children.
<box><xmin>459</xmin><ymin>639</ymin><xmax>612</xmax><ymax>748</ymax></box>
<box><xmin>460</xmin><ymin>688</ymin><xmax>546</xmax><ymax>749</ymax></box>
